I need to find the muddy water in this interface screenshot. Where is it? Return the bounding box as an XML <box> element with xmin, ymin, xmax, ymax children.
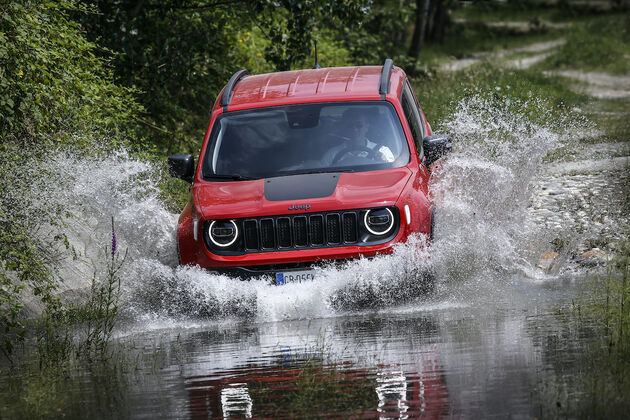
<box><xmin>2</xmin><ymin>96</ymin><xmax>627</xmax><ymax>417</ymax></box>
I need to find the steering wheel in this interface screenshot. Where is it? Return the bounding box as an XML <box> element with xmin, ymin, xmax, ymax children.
<box><xmin>332</xmin><ymin>146</ymin><xmax>375</xmax><ymax>164</ymax></box>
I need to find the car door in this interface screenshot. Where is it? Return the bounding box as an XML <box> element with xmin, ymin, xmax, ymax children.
<box><xmin>398</xmin><ymin>79</ymin><xmax>433</xmax><ymax>234</ymax></box>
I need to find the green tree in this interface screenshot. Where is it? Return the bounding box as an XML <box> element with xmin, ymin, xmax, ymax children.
<box><xmin>251</xmin><ymin>0</ymin><xmax>368</xmax><ymax>71</ymax></box>
<box><xmin>78</xmin><ymin>0</ymin><xmax>247</xmax><ymax>154</ymax></box>
<box><xmin>0</xmin><ymin>0</ymin><xmax>141</xmax><ymax>145</ymax></box>
<box><xmin>78</xmin><ymin>0</ymin><xmax>369</xmax><ymax>154</ymax></box>
<box><xmin>0</xmin><ymin>0</ymin><xmax>141</xmax><ymax>359</ymax></box>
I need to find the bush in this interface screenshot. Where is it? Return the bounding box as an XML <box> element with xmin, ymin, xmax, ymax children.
<box><xmin>0</xmin><ymin>0</ymin><xmax>142</xmax><ymax>145</ymax></box>
<box><xmin>0</xmin><ymin>0</ymin><xmax>141</xmax><ymax>359</ymax></box>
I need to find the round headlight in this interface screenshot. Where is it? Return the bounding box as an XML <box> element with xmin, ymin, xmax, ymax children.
<box><xmin>364</xmin><ymin>208</ymin><xmax>394</xmax><ymax>235</ymax></box>
<box><xmin>208</xmin><ymin>220</ymin><xmax>239</xmax><ymax>247</ymax></box>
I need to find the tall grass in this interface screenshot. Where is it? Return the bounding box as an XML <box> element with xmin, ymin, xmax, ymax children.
<box><xmin>82</xmin><ymin>217</ymin><xmax>127</xmax><ymax>356</ymax></box>
<box><xmin>570</xmin><ymin>241</ymin><xmax>630</xmax><ymax>416</ymax></box>
<box><xmin>25</xmin><ymin>217</ymin><xmax>127</xmax><ymax>368</ymax></box>
<box><xmin>540</xmin><ymin>13</ymin><xmax>630</xmax><ymax>74</ymax></box>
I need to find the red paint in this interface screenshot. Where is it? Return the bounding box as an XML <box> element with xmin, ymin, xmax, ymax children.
<box><xmin>177</xmin><ymin>64</ymin><xmax>436</xmax><ymax>270</ymax></box>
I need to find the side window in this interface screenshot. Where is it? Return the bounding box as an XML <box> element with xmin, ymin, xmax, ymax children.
<box><xmin>401</xmin><ymin>80</ymin><xmax>425</xmax><ymax>159</ymax></box>
<box><xmin>407</xmin><ymin>81</ymin><xmax>428</xmax><ymax>139</ymax></box>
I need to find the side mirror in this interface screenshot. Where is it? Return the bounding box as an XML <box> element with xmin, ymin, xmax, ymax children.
<box><xmin>167</xmin><ymin>154</ymin><xmax>194</xmax><ymax>183</ymax></box>
<box><xmin>423</xmin><ymin>134</ymin><xmax>452</xmax><ymax>167</ymax></box>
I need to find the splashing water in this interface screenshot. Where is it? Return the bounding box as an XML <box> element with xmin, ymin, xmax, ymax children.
<box><xmin>20</xmin><ymin>95</ymin><xmax>589</xmax><ymax>327</ymax></box>
<box><xmin>429</xmin><ymin>96</ymin><xmax>584</xmax><ymax>292</ymax></box>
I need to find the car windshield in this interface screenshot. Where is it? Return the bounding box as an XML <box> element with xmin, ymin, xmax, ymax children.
<box><xmin>202</xmin><ymin>102</ymin><xmax>410</xmax><ymax>180</ymax></box>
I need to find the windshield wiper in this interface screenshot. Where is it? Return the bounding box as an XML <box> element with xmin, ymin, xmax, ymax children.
<box><xmin>205</xmin><ymin>173</ymin><xmax>259</xmax><ymax>181</ymax></box>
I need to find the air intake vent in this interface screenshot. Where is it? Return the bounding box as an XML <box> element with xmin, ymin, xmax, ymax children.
<box><xmin>277</xmin><ymin>217</ymin><xmax>291</xmax><ymax>247</ymax></box>
<box><xmin>310</xmin><ymin>215</ymin><xmax>324</xmax><ymax>245</ymax></box>
<box><xmin>260</xmin><ymin>219</ymin><xmax>275</xmax><ymax>249</ymax></box>
<box><xmin>244</xmin><ymin>220</ymin><xmax>258</xmax><ymax>250</ymax></box>
<box><xmin>343</xmin><ymin>213</ymin><xmax>358</xmax><ymax>243</ymax></box>
<box><xmin>326</xmin><ymin>214</ymin><xmax>341</xmax><ymax>244</ymax></box>
<box><xmin>294</xmin><ymin>216</ymin><xmax>308</xmax><ymax>247</ymax></box>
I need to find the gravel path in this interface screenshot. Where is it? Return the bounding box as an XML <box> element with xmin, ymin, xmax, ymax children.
<box><xmin>440</xmin><ymin>38</ymin><xmax>566</xmax><ymax>71</ymax></box>
<box><xmin>529</xmin><ymin>139</ymin><xmax>629</xmax><ymax>271</ymax></box>
<box><xmin>543</xmin><ymin>70</ymin><xmax>630</xmax><ymax>99</ymax></box>
<box><xmin>437</xmin><ymin>36</ymin><xmax>630</xmax><ymax>269</ymax></box>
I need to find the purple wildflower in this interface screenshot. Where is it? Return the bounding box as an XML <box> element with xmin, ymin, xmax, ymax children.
<box><xmin>111</xmin><ymin>217</ymin><xmax>118</xmax><ymax>258</ymax></box>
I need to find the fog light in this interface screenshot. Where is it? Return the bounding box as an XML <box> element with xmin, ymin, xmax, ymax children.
<box><xmin>364</xmin><ymin>208</ymin><xmax>394</xmax><ymax>235</ymax></box>
<box><xmin>208</xmin><ymin>220</ymin><xmax>239</xmax><ymax>247</ymax></box>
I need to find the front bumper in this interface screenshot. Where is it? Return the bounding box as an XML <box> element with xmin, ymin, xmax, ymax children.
<box><xmin>207</xmin><ymin>259</ymin><xmax>355</xmax><ymax>281</ymax></box>
<box><xmin>178</xmin><ymin>201</ymin><xmax>431</xmax><ymax>271</ymax></box>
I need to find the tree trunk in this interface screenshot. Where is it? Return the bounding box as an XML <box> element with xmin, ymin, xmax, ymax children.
<box><xmin>425</xmin><ymin>0</ymin><xmax>438</xmax><ymax>42</ymax></box>
<box><xmin>408</xmin><ymin>0</ymin><xmax>430</xmax><ymax>58</ymax></box>
<box><xmin>428</xmin><ymin>0</ymin><xmax>455</xmax><ymax>43</ymax></box>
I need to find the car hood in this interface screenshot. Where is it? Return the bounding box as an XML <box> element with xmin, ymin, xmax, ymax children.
<box><xmin>194</xmin><ymin>167</ymin><xmax>412</xmax><ymax>219</ymax></box>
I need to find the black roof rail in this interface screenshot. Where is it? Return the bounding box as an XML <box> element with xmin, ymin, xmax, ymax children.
<box><xmin>220</xmin><ymin>69</ymin><xmax>249</xmax><ymax>111</ymax></box>
<box><xmin>378</xmin><ymin>58</ymin><xmax>393</xmax><ymax>99</ymax></box>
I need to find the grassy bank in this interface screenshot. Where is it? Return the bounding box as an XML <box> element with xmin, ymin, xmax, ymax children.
<box><xmin>540</xmin><ymin>242</ymin><xmax>630</xmax><ymax>416</ymax></box>
<box><xmin>539</xmin><ymin>13</ymin><xmax>630</xmax><ymax>75</ymax></box>
<box><xmin>579</xmin><ymin>243</ymin><xmax>630</xmax><ymax>416</ymax></box>
<box><xmin>411</xmin><ymin>63</ymin><xmax>589</xmax><ymax>129</ymax></box>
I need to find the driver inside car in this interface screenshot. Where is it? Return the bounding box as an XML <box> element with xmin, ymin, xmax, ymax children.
<box><xmin>323</xmin><ymin>108</ymin><xmax>395</xmax><ymax>166</ymax></box>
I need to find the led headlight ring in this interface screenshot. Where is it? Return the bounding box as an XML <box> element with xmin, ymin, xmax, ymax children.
<box><xmin>208</xmin><ymin>220</ymin><xmax>239</xmax><ymax>247</ymax></box>
<box><xmin>364</xmin><ymin>208</ymin><xmax>394</xmax><ymax>235</ymax></box>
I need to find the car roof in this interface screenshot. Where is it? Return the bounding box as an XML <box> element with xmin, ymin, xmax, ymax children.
<box><xmin>217</xmin><ymin>65</ymin><xmax>407</xmax><ymax>112</ymax></box>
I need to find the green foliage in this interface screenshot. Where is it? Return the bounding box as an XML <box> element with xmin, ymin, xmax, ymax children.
<box><xmin>410</xmin><ymin>63</ymin><xmax>588</xmax><ymax>128</ymax></box>
<box><xmin>541</xmin><ymin>13</ymin><xmax>630</xmax><ymax>74</ymax></box>
<box><xmin>77</xmin><ymin>0</ymin><xmax>368</xmax><ymax>154</ymax></box>
<box><xmin>251</xmin><ymin>0</ymin><xmax>368</xmax><ymax>71</ymax></box>
<box><xmin>0</xmin><ymin>0</ymin><xmax>141</xmax><ymax>359</ymax></box>
<box><xmin>235</xmin><ymin>25</ymin><xmax>356</xmax><ymax>74</ymax></box>
<box><xmin>0</xmin><ymin>0</ymin><xmax>142</xmax><ymax>145</ymax></box>
<box><xmin>79</xmin><ymin>0</ymin><xmax>248</xmax><ymax>155</ymax></box>
<box><xmin>336</xmin><ymin>0</ymin><xmax>416</xmax><ymax>66</ymax></box>
<box><xmin>233</xmin><ymin>27</ymin><xmax>276</xmax><ymax>75</ymax></box>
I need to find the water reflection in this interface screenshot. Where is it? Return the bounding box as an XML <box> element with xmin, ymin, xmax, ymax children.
<box><xmin>1</xmin><ymin>284</ymin><xmax>594</xmax><ymax>419</ymax></box>
<box><xmin>179</xmin><ymin>313</ymin><xmax>451</xmax><ymax>419</ymax></box>
<box><xmin>376</xmin><ymin>370</ymin><xmax>409</xmax><ymax>417</ymax></box>
<box><xmin>186</xmin><ymin>360</ymin><xmax>449</xmax><ymax>419</ymax></box>
<box><xmin>219</xmin><ymin>383</ymin><xmax>252</xmax><ymax>418</ymax></box>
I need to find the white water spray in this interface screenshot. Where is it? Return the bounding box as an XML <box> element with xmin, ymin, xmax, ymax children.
<box><xmin>19</xmin><ymin>95</ymin><xmax>589</xmax><ymax>326</ymax></box>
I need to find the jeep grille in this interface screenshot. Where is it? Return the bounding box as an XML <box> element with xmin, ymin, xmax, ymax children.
<box><xmin>203</xmin><ymin>207</ymin><xmax>399</xmax><ymax>255</ymax></box>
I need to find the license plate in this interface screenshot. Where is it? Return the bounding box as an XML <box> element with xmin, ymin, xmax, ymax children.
<box><xmin>275</xmin><ymin>270</ymin><xmax>315</xmax><ymax>285</ymax></box>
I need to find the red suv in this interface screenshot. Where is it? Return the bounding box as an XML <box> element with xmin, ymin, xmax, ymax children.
<box><xmin>168</xmin><ymin>59</ymin><xmax>451</xmax><ymax>284</ymax></box>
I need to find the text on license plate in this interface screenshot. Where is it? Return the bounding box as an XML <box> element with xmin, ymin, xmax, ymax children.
<box><xmin>276</xmin><ymin>270</ymin><xmax>315</xmax><ymax>285</ymax></box>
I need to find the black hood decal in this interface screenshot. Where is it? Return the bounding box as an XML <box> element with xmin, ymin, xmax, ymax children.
<box><xmin>264</xmin><ymin>173</ymin><xmax>340</xmax><ymax>202</ymax></box>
